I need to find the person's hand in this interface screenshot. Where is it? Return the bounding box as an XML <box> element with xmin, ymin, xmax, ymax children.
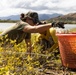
<box><xmin>52</xmin><ymin>22</ymin><xmax>65</xmax><ymax>28</ymax></box>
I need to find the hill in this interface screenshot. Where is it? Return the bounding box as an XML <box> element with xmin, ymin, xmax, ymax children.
<box><xmin>39</xmin><ymin>13</ymin><xmax>62</xmax><ymax>20</ymax></box>
<box><xmin>0</xmin><ymin>15</ymin><xmax>20</xmax><ymax>20</ymax></box>
<box><xmin>0</xmin><ymin>13</ymin><xmax>62</xmax><ymax>21</ymax></box>
<box><xmin>47</xmin><ymin>13</ymin><xmax>76</xmax><ymax>24</ymax></box>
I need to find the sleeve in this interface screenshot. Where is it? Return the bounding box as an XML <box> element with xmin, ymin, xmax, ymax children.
<box><xmin>16</xmin><ymin>21</ymin><xmax>29</xmax><ymax>31</ymax></box>
<box><xmin>16</xmin><ymin>24</ymin><xmax>25</xmax><ymax>31</ymax></box>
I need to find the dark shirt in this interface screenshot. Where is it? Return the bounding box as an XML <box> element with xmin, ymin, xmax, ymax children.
<box><xmin>0</xmin><ymin>20</ymin><xmax>31</xmax><ymax>44</ymax></box>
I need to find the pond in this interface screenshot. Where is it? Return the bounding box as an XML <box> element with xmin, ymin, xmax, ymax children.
<box><xmin>0</xmin><ymin>23</ymin><xmax>76</xmax><ymax>31</ymax></box>
<box><xmin>0</xmin><ymin>23</ymin><xmax>15</xmax><ymax>31</ymax></box>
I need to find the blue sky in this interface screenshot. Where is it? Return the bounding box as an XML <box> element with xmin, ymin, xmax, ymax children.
<box><xmin>0</xmin><ymin>0</ymin><xmax>76</xmax><ymax>17</ymax></box>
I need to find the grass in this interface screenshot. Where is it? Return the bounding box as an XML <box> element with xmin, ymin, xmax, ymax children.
<box><xmin>0</xmin><ymin>33</ymin><xmax>76</xmax><ymax>75</ymax></box>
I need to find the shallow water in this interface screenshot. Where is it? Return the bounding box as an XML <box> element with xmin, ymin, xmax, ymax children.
<box><xmin>0</xmin><ymin>23</ymin><xmax>76</xmax><ymax>31</ymax></box>
<box><xmin>0</xmin><ymin>23</ymin><xmax>15</xmax><ymax>31</ymax></box>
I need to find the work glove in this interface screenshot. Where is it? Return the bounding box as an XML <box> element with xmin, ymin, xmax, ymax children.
<box><xmin>52</xmin><ymin>22</ymin><xmax>65</xmax><ymax>29</ymax></box>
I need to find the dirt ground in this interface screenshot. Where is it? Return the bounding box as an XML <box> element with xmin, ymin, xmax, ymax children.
<box><xmin>36</xmin><ymin>54</ymin><xmax>76</xmax><ymax>75</ymax></box>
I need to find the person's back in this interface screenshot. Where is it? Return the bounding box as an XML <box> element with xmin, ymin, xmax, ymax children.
<box><xmin>0</xmin><ymin>20</ymin><xmax>31</xmax><ymax>45</ymax></box>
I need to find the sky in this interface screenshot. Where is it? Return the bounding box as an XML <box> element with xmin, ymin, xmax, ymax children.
<box><xmin>0</xmin><ymin>0</ymin><xmax>76</xmax><ymax>17</ymax></box>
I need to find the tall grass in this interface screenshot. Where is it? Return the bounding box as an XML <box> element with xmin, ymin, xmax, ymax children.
<box><xmin>1</xmin><ymin>29</ymin><xmax>76</xmax><ymax>75</ymax></box>
<box><xmin>0</xmin><ymin>33</ymin><xmax>61</xmax><ymax>75</ymax></box>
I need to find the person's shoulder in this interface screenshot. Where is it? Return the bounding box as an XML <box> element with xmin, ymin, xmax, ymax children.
<box><xmin>49</xmin><ymin>27</ymin><xmax>56</xmax><ymax>33</ymax></box>
<box><xmin>19</xmin><ymin>20</ymin><xmax>29</xmax><ymax>25</ymax></box>
<box><xmin>16</xmin><ymin>20</ymin><xmax>29</xmax><ymax>26</ymax></box>
<box><xmin>49</xmin><ymin>27</ymin><xmax>56</xmax><ymax>31</ymax></box>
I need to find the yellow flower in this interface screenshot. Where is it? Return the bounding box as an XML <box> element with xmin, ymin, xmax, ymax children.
<box><xmin>0</xmin><ymin>47</ymin><xmax>3</xmax><ymax>51</ymax></box>
<box><xmin>27</xmin><ymin>55</ymin><xmax>32</xmax><ymax>61</ymax></box>
<box><xmin>28</xmin><ymin>66</ymin><xmax>33</xmax><ymax>70</ymax></box>
<box><xmin>10</xmin><ymin>39</ymin><xmax>16</xmax><ymax>44</ymax></box>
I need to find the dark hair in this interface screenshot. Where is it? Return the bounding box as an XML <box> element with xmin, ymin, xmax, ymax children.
<box><xmin>20</xmin><ymin>13</ymin><xmax>26</xmax><ymax>21</ymax></box>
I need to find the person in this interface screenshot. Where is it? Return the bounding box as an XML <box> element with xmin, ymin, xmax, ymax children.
<box><xmin>0</xmin><ymin>11</ymin><xmax>64</xmax><ymax>54</ymax></box>
<box><xmin>34</xmin><ymin>22</ymin><xmax>65</xmax><ymax>54</ymax></box>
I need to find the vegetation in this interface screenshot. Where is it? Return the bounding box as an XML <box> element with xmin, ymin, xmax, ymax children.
<box><xmin>47</xmin><ymin>18</ymin><xmax>76</xmax><ymax>24</ymax></box>
<box><xmin>0</xmin><ymin>33</ymin><xmax>76</xmax><ymax>75</ymax></box>
<box><xmin>0</xmin><ymin>19</ymin><xmax>18</xmax><ymax>23</ymax></box>
<box><xmin>47</xmin><ymin>13</ymin><xmax>76</xmax><ymax>24</ymax></box>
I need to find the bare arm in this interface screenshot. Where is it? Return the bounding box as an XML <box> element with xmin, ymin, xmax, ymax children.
<box><xmin>23</xmin><ymin>23</ymin><xmax>52</xmax><ymax>33</ymax></box>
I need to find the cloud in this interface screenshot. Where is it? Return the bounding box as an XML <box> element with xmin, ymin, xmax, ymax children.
<box><xmin>0</xmin><ymin>0</ymin><xmax>76</xmax><ymax>17</ymax></box>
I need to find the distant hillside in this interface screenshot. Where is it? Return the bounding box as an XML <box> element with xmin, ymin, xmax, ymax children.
<box><xmin>39</xmin><ymin>13</ymin><xmax>62</xmax><ymax>20</ymax></box>
<box><xmin>0</xmin><ymin>13</ymin><xmax>62</xmax><ymax>21</ymax></box>
<box><xmin>47</xmin><ymin>13</ymin><xmax>76</xmax><ymax>24</ymax></box>
<box><xmin>0</xmin><ymin>15</ymin><xmax>20</xmax><ymax>20</ymax></box>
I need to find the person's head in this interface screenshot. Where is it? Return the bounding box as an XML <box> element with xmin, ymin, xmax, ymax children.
<box><xmin>20</xmin><ymin>11</ymin><xmax>40</xmax><ymax>25</ymax></box>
